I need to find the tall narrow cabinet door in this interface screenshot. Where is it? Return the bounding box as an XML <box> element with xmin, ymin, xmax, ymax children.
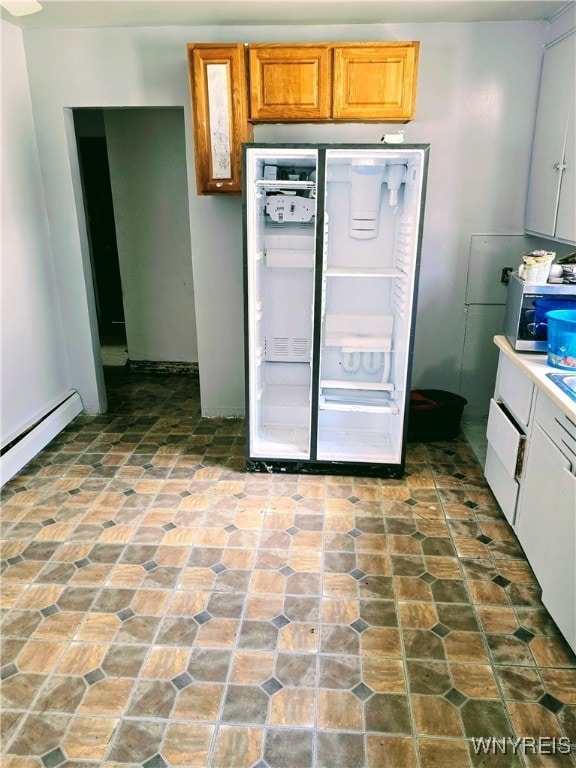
<box><xmin>556</xmin><ymin>94</ymin><xmax>575</xmax><ymax>243</ymax></box>
<box><xmin>525</xmin><ymin>33</ymin><xmax>575</xmax><ymax>238</ymax></box>
<box><xmin>187</xmin><ymin>43</ymin><xmax>252</xmax><ymax>195</ymax></box>
<box><xmin>332</xmin><ymin>43</ymin><xmax>419</xmax><ymax>121</ymax></box>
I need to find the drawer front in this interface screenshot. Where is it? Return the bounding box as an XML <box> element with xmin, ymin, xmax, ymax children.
<box><xmin>496</xmin><ymin>353</ymin><xmax>535</xmax><ymax>429</ymax></box>
<box><xmin>486</xmin><ymin>398</ymin><xmax>525</xmax><ymax>478</ymax></box>
<box><xmin>484</xmin><ymin>444</ymin><xmax>519</xmax><ymax>525</ymax></box>
<box><xmin>534</xmin><ymin>390</ymin><xmax>576</xmax><ymax>462</ymax></box>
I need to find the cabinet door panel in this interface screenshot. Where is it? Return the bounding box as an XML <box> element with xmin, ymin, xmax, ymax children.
<box><xmin>541</xmin><ymin>465</ymin><xmax>576</xmax><ymax>651</ymax></box>
<box><xmin>187</xmin><ymin>43</ymin><xmax>253</xmax><ymax>195</ymax></box>
<box><xmin>525</xmin><ymin>34</ymin><xmax>575</xmax><ymax>238</ymax></box>
<box><xmin>556</xmin><ymin>94</ymin><xmax>576</xmax><ymax>242</ymax></box>
<box><xmin>249</xmin><ymin>44</ymin><xmax>332</xmax><ymax>121</ymax></box>
<box><xmin>332</xmin><ymin>43</ymin><xmax>418</xmax><ymax>121</ymax></box>
<box><xmin>516</xmin><ymin>424</ymin><xmax>571</xmax><ymax>587</ymax></box>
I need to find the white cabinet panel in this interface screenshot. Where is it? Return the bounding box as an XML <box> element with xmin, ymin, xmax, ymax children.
<box><xmin>486</xmin><ymin>398</ymin><xmax>524</xmax><ymax>478</ymax></box>
<box><xmin>525</xmin><ymin>33</ymin><xmax>576</xmax><ymax>243</ymax></box>
<box><xmin>484</xmin><ymin>444</ymin><xmax>519</xmax><ymax>525</ymax></box>
<box><xmin>541</xmin><ymin>465</ymin><xmax>576</xmax><ymax>651</ymax></box>
<box><xmin>556</xmin><ymin>95</ymin><xmax>576</xmax><ymax>243</ymax></box>
<box><xmin>495</xmin><ymin>352</ymin><xmax>535</xmax><ymax>430</ymax></box>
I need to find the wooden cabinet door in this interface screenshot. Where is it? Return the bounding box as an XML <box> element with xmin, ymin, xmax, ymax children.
<box><xmin>249</xmin><ymin>44</ymin><xmax>332</xmax><ymax>121</ymax></box>
<box><xmin>332</xmin><ymin>43</ymin><xmax>419</xmax><ymax>121</ymax></box>
<box><xmin>187</xmin><ymin>43</ymin><xmax>253</xmax><ymax>195</ymax></box>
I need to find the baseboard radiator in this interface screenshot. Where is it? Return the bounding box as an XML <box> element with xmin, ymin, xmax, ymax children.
<box><xmin>1</xmin><ymin>391</ymin><xmax>83</xmax><ymax>487</ymax></box>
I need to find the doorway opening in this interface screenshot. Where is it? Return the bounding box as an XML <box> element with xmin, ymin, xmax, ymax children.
<box><xmin>72</xmin><ymin>107</ymin><xmax>198</xmax><ymax>380</ymax></box>
<box><xmin>73</xmin><ymin>109</ymin><xmax>127</xmax><ymax>368</ymax></box>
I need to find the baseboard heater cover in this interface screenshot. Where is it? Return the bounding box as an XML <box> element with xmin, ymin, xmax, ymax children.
<box><xmin>0</xmin><ymin>391</ymin><xmax>83</xmax><ymax>487</ymax></box>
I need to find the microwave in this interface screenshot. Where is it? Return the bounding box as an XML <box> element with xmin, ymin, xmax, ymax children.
<box><xmin>504</xmin><ymin>273</ymin><xmax>576</xmax><ymax>352</ymax></box>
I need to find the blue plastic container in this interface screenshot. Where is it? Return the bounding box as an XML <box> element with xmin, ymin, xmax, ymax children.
<box><xmin>546</xmin><ymin>310</ymin><xmax>576</xmax><ymax>370</ymax></box>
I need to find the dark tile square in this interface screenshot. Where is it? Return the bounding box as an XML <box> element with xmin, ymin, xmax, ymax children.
<box><xmin>221</xmin><ymin>685</ymin><xmax>269</xmax><ymax>723</ymax></box>
<box><xmin>316</xmin><ymin>732</ymin><xmax>365</xmax><ymax>768</ymax></box>
<box><xmin>264</xmin><ymin>728</ymin><xmax>313</xmax><ymax>768</ymax></box>
<box><xmin>364</xmin><ymin>693</ymin><xmax>412</xmax><ymax>733</ymax></box>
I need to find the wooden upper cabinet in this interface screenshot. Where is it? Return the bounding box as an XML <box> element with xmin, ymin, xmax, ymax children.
<box><xmin>249</xmin><ymin>44</ymin><xmax>332</xmax><ymax>121</ymax></box>
<box><xmin>332</xmin><ymin>43</ymin><xmax>419</xmax><ymax>121</ymax></box>
<box><xmin>187</xmin><ymin>43</ymin><xmax>253</xmax><ymax>195</ymax></box>
<box><xmin>248</xmin><ymin>42</ymin><xmax>419</xmax><ymax>123</ymax></box>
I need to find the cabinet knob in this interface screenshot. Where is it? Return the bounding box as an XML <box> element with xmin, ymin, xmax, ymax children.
<box><xmin>553</xmin><ymin>161</ymin><xmax>567</xmax><ymax>171</ymax></box>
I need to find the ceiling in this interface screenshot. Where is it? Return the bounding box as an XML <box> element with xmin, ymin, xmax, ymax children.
<box><xmin>1</xmin><ymin>0</ymin><xmax>573</xmax><ymax>28</ymax></box>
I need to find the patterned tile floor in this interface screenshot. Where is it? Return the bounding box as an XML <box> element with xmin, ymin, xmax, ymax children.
<box><xmin>1</xmin><ymin>370</ymin><xmax>575</xmax><ymax>768</ymax></box>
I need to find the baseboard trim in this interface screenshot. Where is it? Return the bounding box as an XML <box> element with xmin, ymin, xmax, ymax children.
<box><xmin>1</xmin><ymin>391</ymin><xmax>83</xmax><ymax>487</ymax></box>
<box><xmin>126</xmin><ymin>360</ymin><xmax>199</xmax><ymax>376</ymax></box>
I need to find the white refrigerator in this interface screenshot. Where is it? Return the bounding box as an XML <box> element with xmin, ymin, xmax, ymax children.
<box><xmin>242</xmin><ymin>143</ymin><xmax>429</xmax><ymax>476</ymax></box>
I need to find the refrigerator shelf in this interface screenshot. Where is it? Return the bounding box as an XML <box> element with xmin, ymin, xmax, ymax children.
<box><xmin>319</xmin><ymin>395</ymin><xmax>399</xmax><ymax>413</ymax></box>
<box><xmin>320</xmin><ymin>379</ymin><xmax>394</xmax><ymax>391</ymax></box>
<box><xmin>256</xmin><ymin>180</ymin><xmax>316</xmax><ymax>192</ymax></box>
<box><xmin>325</xmin><ymin>267</ymin><xmax>406</xmax><ymax>278</ymax></box>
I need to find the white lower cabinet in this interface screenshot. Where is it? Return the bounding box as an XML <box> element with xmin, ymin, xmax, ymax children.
<box><xmin>485</xmin><ymin>347</ymin><xmax>576</xmax><ymax>653</ymax></box>
<box><xmin>515</xmin><ymin>393</ymin><xmax>576</xmax><ymax>651</ymax></box>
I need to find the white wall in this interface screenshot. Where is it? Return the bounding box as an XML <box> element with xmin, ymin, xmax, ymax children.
<box><xmin>0</xmin><ymin>20</ymin><xmax>73</xmax><ymax>453</ymax></box>
<box><xmin>105</xmin><ymin>108</ymin><xmax>198</xmax><ymax>363</ymax></box>
<box><xmin>21</xmin><ymin>21</ymin><xmax>546</xmax><ymax>416</ymax></box>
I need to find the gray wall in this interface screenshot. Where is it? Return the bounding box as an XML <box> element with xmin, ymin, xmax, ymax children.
<box><xmin>105</xmin><ymin>108</ymin><xmax>198</xmax><ymax>363</ymax></box>
<box><xmin>0</xmin><ymin>20</ymin><xmax>73</xmax><ymax>450</ymax></box>
<box><xmin>14</xmin><ymin>20</ymin><xmax>554</xmax><ymax>416</ymax></box>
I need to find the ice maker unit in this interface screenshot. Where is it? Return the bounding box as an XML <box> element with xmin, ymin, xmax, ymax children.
<box><xmin>242</xmin><ymin>143</ymin><xmax>430</xmax><ymax>476</ymax></box>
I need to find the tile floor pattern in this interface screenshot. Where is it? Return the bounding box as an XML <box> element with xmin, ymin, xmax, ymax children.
<box><xmin>1</xmin><ymin>370</ymin><xmax>575</xmax><ymax>768</ymax></box>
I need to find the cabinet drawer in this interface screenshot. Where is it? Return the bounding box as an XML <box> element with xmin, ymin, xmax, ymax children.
<box><xmin>486</xmin><ymin>398</ymin><xmax>525</xmax><ymax>478</ymax></box>
<box><xmin>484</xmin><ymin>444</ymin><xmax>519</xmax><ymax>525</ymax></box>
<box><xmin>534</xmin><ymin>390</ymin><xmax>576</xmax><ymax>461</ymax></box>
<box><xmin>496</xmin><ymin>353</ymin><xmax>535</xmax><ymax>429</ymax></box>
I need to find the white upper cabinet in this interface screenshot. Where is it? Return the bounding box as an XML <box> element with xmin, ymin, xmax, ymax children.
<box><xmin>525</xmin><ymin>32</ymin><xmax>575</xmax><ymax>244</ymax></box>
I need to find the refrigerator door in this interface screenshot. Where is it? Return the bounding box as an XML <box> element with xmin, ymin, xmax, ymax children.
<box><xmin>316</xmin><ymin>148</ymin><xmax>426</xmax><ymax>465</ymax></box>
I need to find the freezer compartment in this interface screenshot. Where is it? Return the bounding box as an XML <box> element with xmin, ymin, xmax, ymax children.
<box><xmin>316</xmin><ymin>409</ymin><xmax>403</xmax><ymax>464</ymax></box>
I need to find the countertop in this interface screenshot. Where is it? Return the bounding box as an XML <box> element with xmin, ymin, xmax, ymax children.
<box><xmin>494</xmin><ymin>335</ymin><xmax>576</xmax><ymax>421</ymax></box>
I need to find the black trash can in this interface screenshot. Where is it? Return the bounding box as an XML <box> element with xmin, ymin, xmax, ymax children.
<box><xmin>407</xmin><ymin>389</ymin><xmax>468</xmax><ymax>442</ymax></box>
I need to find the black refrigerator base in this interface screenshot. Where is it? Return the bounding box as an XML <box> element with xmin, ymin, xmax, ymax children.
<box><xmin>246</xmin><ymin>458</ymin><xmax>405</xmax><ymax>478</ymax></box>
